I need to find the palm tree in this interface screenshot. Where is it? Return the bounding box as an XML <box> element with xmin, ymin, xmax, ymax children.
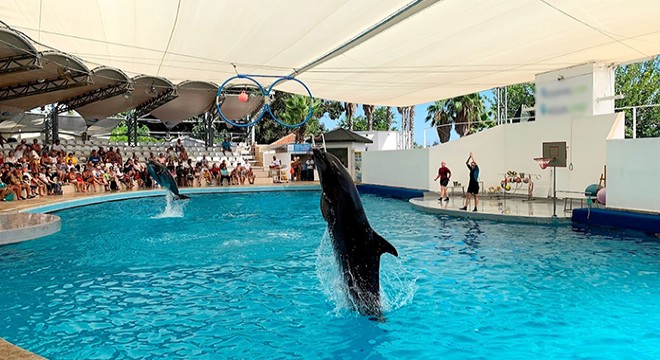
<box><xmin>344</xmin><ymin>102</ymin><xmax>357</xmax><ymax>130</ymax></box>
<box><xmin>452</xmin><ymin>93</ymin><xmax>484</xmax><ymax>137</ymax></box>
<box><xmin>363</xmin><ymin>104</ymin><xmax>375</xmax><ymax>131</ymax></box>
<box><xmin>425</xmin><ymin>100</ymin><xmax>452</xmax><ymax>143</ymax></box>
<box><xmin>280</xmin><ymin>95</ymin><xmax>321</xmax><ymax>143</ymax></box>
<box><xmin>385</xmin><ymin>106</ymin><xmax>393</xmax><ymax>130</ymax></box>
<box><xmin>425</xmin><ymin>93</ymin><xmax>485</xmax><ymax>143</ymax></box>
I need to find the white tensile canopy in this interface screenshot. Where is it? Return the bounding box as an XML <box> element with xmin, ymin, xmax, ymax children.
<box><xmin>1</xmin><ymin>0</ymin><xmax>660</xmax><ymax>107</ymax></box>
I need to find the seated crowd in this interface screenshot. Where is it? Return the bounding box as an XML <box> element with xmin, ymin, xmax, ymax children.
<box><xmin>0</xmin><ymin>138</ymin><xmax>256</xmax><ymax>202</ymax></box>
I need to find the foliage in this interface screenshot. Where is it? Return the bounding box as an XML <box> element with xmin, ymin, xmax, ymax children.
<box><xmin>615</xmin><ymin>57</ymin><xmax>660</xmax><ymax>138</ymax></box>
<box><xmin>322</xmin><ymin>100</ymin><xmax>344</xmax><ymax>121</ymax></box>
<box><xmin>486</xmin><ymin>83</ymin><xmax>536</xmax><ymax>121</ymax></box>
<box><xmin>109</xmin><ymin>120</ymin><xmax>160</xmax><ymax>143</ymax></box>
<box><xmin>344</xmin><ymin>102</ymin><xmax>357</xmax><ymax>130</ymax></box>
<box><xmin>425</xmin><ymin>93</ymin><xmax>488</xmax><ymax>143</ymax></box>
<box><xmin>190</xmin><ymin>116</ymin><xmax>225</xmax><ymax>144</ymax></box>
<box><xmin>254</xmin><ymin>91</ymin><xmax>294</xmax><ymax>144</ymax></box>
<box><xmin>337</xmin><ymin>106</ymin><xmax>397</xmax><ymax>131</ymax></box>
<box><xmin>276</xmin><ymin>94</ymin><xmax>325</xmax><ymax>142</ymax></box>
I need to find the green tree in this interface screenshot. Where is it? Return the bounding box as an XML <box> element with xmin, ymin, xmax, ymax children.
<box><xmin>255</xmin><ymin>91</ymin><xmax>294</xmax><ymax>144</ymax></box>
<box><xmin>344</xmin><ymin>102</ymin><xmax>357</xmax><ymax>130</ymax></box>
<box><xmin>338</xmin><ymin>106</ymin><xmax>396</xmax><ymax>131</ymax></box>
<box><xmin>425</xmin><ymin>93</ymin><xmax>487</xmax><ymax>143</ymax></box>
<box><xmin>488</xmin><ymin>83</ymin><xmax>535</xmax><ymax>121</ymax></box>
<box><xmin>276</xmin><ymin>94</ymin><xmax>325</xmax><ymax>143</ymax></box>
<box><xmin>615</xmin><ymin>56</ymin><xmax>660</xmax><ymax>138</ymax></box>
<box><xmin>109</xmin><ymin>120</ymin><xmax>157</xmax><ymax>143</ymax></box>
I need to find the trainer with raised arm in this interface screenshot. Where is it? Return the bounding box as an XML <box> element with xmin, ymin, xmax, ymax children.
<box><xmin>460</xmin><ymin>152</ymin><xmax>480</xmax><ymax>212</ymax></box>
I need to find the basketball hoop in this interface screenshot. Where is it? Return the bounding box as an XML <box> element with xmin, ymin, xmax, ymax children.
<box><xmin>533</xmin><ymin>157</ymin><xmax>554</xmax><ymax>170</ymax></box>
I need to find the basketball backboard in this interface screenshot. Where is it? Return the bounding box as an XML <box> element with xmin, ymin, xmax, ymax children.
<box><xmin>542</xmin><ymin>141</ymin><xmax>567</xmax><ymax>167</ymax></box>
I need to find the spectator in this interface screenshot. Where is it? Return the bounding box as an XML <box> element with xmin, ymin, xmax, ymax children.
<box><xmin>221</xmin><ymin>138</ymin><xmax>232</xmax><ymax>156</ymax></box>
<box><xmin>31</xmin><ymin>139</ymin><xmax>42</xmax><ymax>153</ymax></box>
<box><xmin>51</xmin><ymin>139</ymin><xmax>63</xmax><ymax>153</ymax></box>
<box><xmin>175</xmin><ymin>139</ymin><xmax>185</xmax><ymax>154</ymax></box>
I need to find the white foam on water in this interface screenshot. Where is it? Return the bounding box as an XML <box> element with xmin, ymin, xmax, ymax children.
<box><xmin>315</xmin><ymin>230</ymin><xmax>418</xmax><ymax>316</ymax></box>
<box><xmin>152</xmin><ymin>192</ymin><xmax>186</xmax><ymax>218</ymax></box>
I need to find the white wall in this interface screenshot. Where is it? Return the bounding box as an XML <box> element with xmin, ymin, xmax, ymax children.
<box><xmin>606</xmin><ymin>138</ymin><xmax>660</xmax><ymax>213</ymax></box>
<box><xmin>535</xmin><ymin>63</ymin><xmax>614</xmax><ymax>122</ymax></box>
<box><xmin>363</xmin><ymin>113</ymin><xmax>624</xmax><ymax>197</ymax></box>
<box><xmin>362</xmin><ymin>148</ymin><xmax>430</xmax><ymax>189</ymax></box>
<box><xmin>356</xmin><ymin>131</ymin><xmax>400</xmax><ymax>151</ymax></box>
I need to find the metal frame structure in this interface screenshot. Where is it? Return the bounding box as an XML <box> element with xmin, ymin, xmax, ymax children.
<box><xmin>134</xmin><ymin>88</ymin><xmax>178</xmax><ymax>118</ymax></box>
<box><xmin>126</xmin><ymin>110</ymin><xmax>138</xmax><ymax>147</ymax></box>
<box><xmin>56</xmin><ymin>82</ymin><xmax>133</xmax><ymax>113</ymax></box>
<box><xmin>44</xmin><ymin>106</ymin><xmax>59</xmax><ymax>145</ymax></box>
<box><xmin>0</xmin><ymin>72</ymin><xmax>91</xmax><ymax>101</ymax></box>
<box><xmin>0</xmin><ymin>53</ymin><xmax>42</xmax><ymax>75</ymax></box>
<box><xmin>496</xmin><ymin>86</ymin><xmax>508</xmax><ymax>125</ymax></box>
<box><xmin>204</xmin><ymin>111</ymin><xmax>214</xmax><ymax>149</ymax></box>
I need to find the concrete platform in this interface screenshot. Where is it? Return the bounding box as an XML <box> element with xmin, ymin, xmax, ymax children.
<box><xmin>410</xmin><ymin>192</ymin><xmax>571</xmax><ymax>224</ymax></box>
<box><xmin>0</xmin><ymin>338</ymin><xmax>44</xmax><ymax>360</ymax></box>
<box><xmin>0</xmin><ymin>212</ymin><xmax>61</xmax><ymax>246</ymax></box>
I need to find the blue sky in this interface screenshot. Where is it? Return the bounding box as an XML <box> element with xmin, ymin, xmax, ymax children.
<box><xmin>320</xmin><ymin>90</ymin><xmax>495</xmax><ymax>146</ymax></box>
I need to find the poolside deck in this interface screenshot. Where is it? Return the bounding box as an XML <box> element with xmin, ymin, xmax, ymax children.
<box><xmin>0</xmin><ymin>338</ymin><xmax>44</xmax><ymax>360</ymax></box>
<box><xmin>0</xmin><ymin>181</ymin><xmax>320</xmax><ymax>214</ymax></box>
<box><xmin>410</xmin><ymin>192</ymin><xmax>573</xmax><ymax>224</ymax></box>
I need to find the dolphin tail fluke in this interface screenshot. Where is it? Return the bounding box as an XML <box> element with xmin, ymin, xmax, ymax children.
<box><xmin>174</xmin><ymin>194</ymin><xmax>191</xmax><ymax>200</ymax></box>
<box><xmin>374</xmin><ymin>231</ymin><xmax>398</xmax><ymax>257</ymax></box>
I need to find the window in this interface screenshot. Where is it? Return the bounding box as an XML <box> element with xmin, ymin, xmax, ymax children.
<box><xmin>326</xmin><ymin>148</ymin><xmax>348</xmax><ymax>168</ymax></box>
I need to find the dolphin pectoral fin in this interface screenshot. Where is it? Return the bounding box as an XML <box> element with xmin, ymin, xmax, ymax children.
<box><xmin>174</xmin><ymin>194</ymin><xmax>191</xmax><ymax>200</ymax></box>
<box><xmin>373</xmin><ymin>231</ymin><xmax>398</xmax><ymax>257</ymax></box>
<box><xmin>320</xmin><ymin>193</ymin><xmax>332</xmax><ymax>221</ymax></box>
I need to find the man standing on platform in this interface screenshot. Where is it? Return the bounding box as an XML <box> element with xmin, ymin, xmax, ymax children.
<box><xmin>434</xmin><ymin>161</ymin><xmax>451</xmax><ymax>201</ymax></box>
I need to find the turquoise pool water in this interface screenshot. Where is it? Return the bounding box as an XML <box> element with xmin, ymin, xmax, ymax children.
<box><xmin>1</xmin><ymin>192</ymin><xmax>659</xmax><ymax>359</ymax></box>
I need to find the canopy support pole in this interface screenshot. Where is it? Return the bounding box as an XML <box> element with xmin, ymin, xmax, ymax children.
<box><xmin>127</xmin><ymin>111</ymin><xmax>138</xmax><ymax>147</ymax></box>
<box><xmin>204</xmin><ymin>112</ymin><xmax>214</xmax><ymax>150</ymax></box>
<box><xmin>44</xmin><ymin>105</ymin><xmax>59</xmax><ymax>145</ymax></box>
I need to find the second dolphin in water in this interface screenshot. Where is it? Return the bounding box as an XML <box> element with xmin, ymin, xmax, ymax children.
<box><xmin>147</xmin><ymin>160</ymin><xmax>190</xmax><ymax>200</ymax></box>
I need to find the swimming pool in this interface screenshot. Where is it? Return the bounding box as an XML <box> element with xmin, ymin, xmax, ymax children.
<box><xmin>1</xmin><ymin>191</ymin><xmax>659</xmax><ymax>359</ymax></box>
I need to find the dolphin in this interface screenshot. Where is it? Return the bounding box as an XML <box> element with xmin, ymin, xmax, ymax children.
<box><xmin>313</xmin><ymin>148</ymin><xmax>398</xmax><ymax>317</ymax></box>
<box><xmin>147</xmin><ymin>160</ymin><xmax>190</xmax><ymax>200</ymax></box>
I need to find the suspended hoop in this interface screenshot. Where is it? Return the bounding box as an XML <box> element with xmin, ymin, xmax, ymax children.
<box><xmin>215</xmin><ymin>74</ymin><xmax>315</xmax><ymax>129</ymax></box>
<box><xmin>266</xmin><ymin>76</ymin><xmax>314</xmax><ymax>128</ymax></box>
<box><xmin>215</xmin><ymin>75</ymin><xmax>267</xmax><ymax>128</ymax></box>
<box><xmin>533</xmin><ymin>157</ymin><xmax>554</xmax><ymax>170</ymax></box>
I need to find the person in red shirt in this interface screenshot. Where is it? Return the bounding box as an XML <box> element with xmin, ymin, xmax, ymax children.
<box><xmin>433</xmin><ymin>161</ymin><xmax>451</xmax><ymax>201</ymax></box>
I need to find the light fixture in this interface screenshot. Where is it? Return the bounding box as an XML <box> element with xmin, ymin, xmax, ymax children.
<box><xmin>238</xmin><ymin>90</ymin><xmax>249</xmax><ymax>103</ymax></box>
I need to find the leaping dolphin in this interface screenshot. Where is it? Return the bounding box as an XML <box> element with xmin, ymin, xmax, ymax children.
<box><xmin>313</xmin><ymin>148</ymin><xmax>398</xmax><ymax>317</ymax></box>
<box><xmin>147</xmin><ymin>160</ymin><xmax>190</xmax><ymax>200</ymax></box>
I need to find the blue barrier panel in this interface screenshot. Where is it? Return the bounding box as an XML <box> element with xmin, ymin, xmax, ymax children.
<box><xmin>572</xmin><ymin>208</ymin><xmax>660</xmax><ymax>234</ymax></box>
<box><xmin>357</xmin><ymin>184</ymin><xmax>424</xmax><ymax>200</ymax></box>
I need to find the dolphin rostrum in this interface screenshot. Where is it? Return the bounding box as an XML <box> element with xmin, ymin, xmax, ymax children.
<box><xmin>313</xmin><ymin>148</ymin><xmax>398</xmax><ymax>317</ymax></box>
<box><xmin>147</xmin><ymin>160</ymin><xmax>190</xmax><ymax>200</ymax></box>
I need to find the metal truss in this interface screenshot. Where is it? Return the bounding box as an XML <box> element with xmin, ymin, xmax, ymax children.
<box><xmin>0</xmin><ymin>72</ymin><xmax>91</xmax><ymax>101</ymax></box>
<box><xmin>56</xmin><ymin>82</ymin><xmax>133</xmax><ymax>113</ymax></box>
<box><xmin>134</xmin><ymin>88</ymin><xmax>178</xmax><ymax>118</ymax></box>
<box><xmin>44</xmin><ymin>108</ymin><xmax>59</xmax><ymax>145</ymax></box>
<box><xmin>0</xmin><ymin>53</ymin><xmax>42</xmax><ymax>75</ymax></box>
<box><xmin>126</xmin><ymin>111</ymin><xmax>138</xmax><ymax>147</ymax></box>
<box><xmin>204</xmin><ymin>112</ymin><xmax>214</xmax><ymax>149</ymax></box>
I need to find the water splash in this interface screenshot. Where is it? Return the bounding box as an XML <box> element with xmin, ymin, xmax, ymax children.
<box><xmin>315</xmin><ymin>230</ymin><xmax>418</xmax><ymax>316</ymax></box>
<box><xmin>151</xmin><ymin>192</ymin><xmax>186</xmax><ymax>218</ymax></box>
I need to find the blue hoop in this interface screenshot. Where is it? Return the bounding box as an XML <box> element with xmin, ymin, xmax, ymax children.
<box><xmin>215</xmin><ymin>75</ymin><xmax>267</xmax><ymax>128</ymax></box>
<box><xmin>266</xmin><ymin>76</ymin><xmax>314</xmax><ymax>128</ymax></box>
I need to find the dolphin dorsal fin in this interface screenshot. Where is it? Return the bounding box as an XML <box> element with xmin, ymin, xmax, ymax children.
<box><xmin>373</xmin><ymin>231</ymin><xmax>398</xmax><ymax>257</ymax></box>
